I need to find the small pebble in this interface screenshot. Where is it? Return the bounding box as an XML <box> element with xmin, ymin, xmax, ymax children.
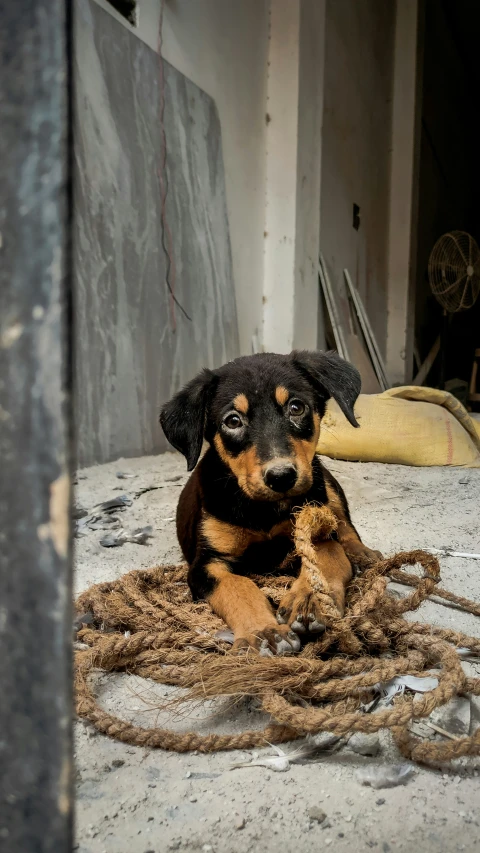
<box><xmin>235</xmin><ymin>818</ymin><xmax>246</xmax><ymax>830</ymax></box>
<box><xmin>308</xmin><ymin>807</ymin><xmax>327</xmax><ymax>823</ymax></box>
<box><xmin>349</xmin><ymin>733</ymin><xmax>381</xmax><ymax>756</ymax></box>
<box><xmin>189</xmin><ymin>797</ymin><xmax>197</xmax><ymax>803</ymax></box>
<box><xmin>376</xmin><ymin>798</ymin><xmax>386</xmax><ymax>806</ymax></box>
<box><xmin>111</xmin><ymin>759</ymin><xmax>125</xmax><ymax>768</ymax></box>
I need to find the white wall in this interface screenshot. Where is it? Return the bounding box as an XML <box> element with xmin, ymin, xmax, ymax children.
<box><xmin>319</xmin><ymin>0</ymin><xmax>395</xmax><ymax>358</ymax></box>
<box><xmin>262</xmin><ymin>0</ymin><xmax>325</xmax><ymax>354</ymax></box>
<box><xmin>93</xmin><ymin>0</ymin><xmax>270</xmax><ymax>357</ymax></box>
<box><xmin>386</xmin><ymin>0</ymin><xmax>420</xmax><ymax>385</ymax></box>
<box><xmin>92</xmin><ymin>0</ymin><xmax>399</xmax><ymax>368</ymax></box>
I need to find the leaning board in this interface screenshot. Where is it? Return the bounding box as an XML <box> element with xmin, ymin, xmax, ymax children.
<box><xmin>74</xmin><ymin>0</ymin><xmax>239</xmax><ymax>465</ymax></box>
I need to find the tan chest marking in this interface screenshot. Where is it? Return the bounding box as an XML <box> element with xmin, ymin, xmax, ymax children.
<box><xmin>202</xmin><ymin>514</ymin><xmax>293</xmax><ymax>558</ymax></box>
<box><xmin>325</xmin><ymin>480</ymin><xmax>346</xmax><ymax>521</ymax></box>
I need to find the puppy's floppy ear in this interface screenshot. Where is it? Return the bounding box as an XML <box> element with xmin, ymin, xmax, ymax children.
<box><xmin>160</xmin><ymin>369</ymin><xmax>218</xmax><ymax>470</ymax></box>
<box><xmin>291</xmin><ymin>350</ymin><xmax>361</xmax><ymax>427</ymax></box>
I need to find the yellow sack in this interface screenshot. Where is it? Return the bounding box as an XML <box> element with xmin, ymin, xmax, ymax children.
<box><xmin>318</xmin><ymin>386</ymin><xmax>480</xmax><ymax>468</ymax></box>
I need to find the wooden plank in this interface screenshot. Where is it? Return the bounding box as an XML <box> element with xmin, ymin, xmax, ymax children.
<box><xmin>412</xmin><ymin>336</ymin><xmax>441</xmax><ymax>386</ymax></box>
<box><xmin>413</xmin><ymin>340</ymin><xmax>421</xmax><ymax>371</ymax></box>
<box><xmin>348</xmin><ymin>335</ymin><xmax>382</xmax><ymax>394</ymax></box>
<box><xmin>468</xmin><ymin>349</ymin><xmax>479</xmax><ymax>403</ymax></box>
<box><xmin>318</xmin><ymin>256</ymin><xmax>349</xmax><ymax>360</ymax></box>
<box><xmin>344</xmin><ymin>269</ymin><xmax>389</xmax><ymax>390</ymax></box>
<box><xmin>319</xmin><ymin>257</ymin><xmax>381</xmax><ymax>391</ymax></box>
<box><xmin>0</xmin><ymin>2</ymin><xmax>74</xmax><ymax>850</ymax></box>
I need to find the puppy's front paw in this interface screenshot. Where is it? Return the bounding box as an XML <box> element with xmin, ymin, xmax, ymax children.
<box><xmin>276</xmin><ymin>582</ymin><xmax>342</xmax><ymax>634</ymax></box>
<box><xmin>233</xmin><ymin>623</ymin><xmax>301</xmax><ymax>657</ymax></box>
<box><xmin>345</xmin><ymin>541</ymin><xmax>383</xmax><ymax>571</ymax></box>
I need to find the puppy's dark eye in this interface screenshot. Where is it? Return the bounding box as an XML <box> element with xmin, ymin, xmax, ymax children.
<box><xmin>223</xmin><ymin>413</ymin><xmax>243</xmax><ymax>430</ymax></box>
<box><xmin>288</xmin><ymin>399</ymin><xmax>305</xmax><ymax>417</ymax></box>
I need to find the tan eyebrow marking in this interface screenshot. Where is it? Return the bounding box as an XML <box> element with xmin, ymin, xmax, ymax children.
<box><xmin>275</xmin><ymin>386</ymin><xmax>289</xmax><ymax>406</ymax></box>
<box><xmin>233</xmin><ymin>393</ymin><xmax>249</xmax><ymax>414</ymax></box>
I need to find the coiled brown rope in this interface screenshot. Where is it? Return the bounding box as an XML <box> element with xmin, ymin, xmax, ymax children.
<box><xmin>74</xmin><ymin>505</ymin><xmax>480</xmax><ymax>764</ymax></box>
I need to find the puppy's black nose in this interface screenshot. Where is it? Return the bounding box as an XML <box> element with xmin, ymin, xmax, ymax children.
<box><xmin>264</xmin><ymin>463</ymin><xmax>298</xmax><ymax>493</ymax></box>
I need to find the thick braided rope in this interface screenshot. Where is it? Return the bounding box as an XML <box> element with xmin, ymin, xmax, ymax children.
<box><xmin>74</xmin><ymin>505</ymin><xmax>480</xmax><ymax>763</ymax></box>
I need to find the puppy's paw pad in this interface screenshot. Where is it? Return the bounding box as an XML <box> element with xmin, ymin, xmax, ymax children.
<box><xmin>234</xmin><ymin>624</ymin><xmax>301</xmax><ymax>656</ymax></box>
<box><xmin>290</xmin><ymin>616</ymin><xmax>307</xmax><ymax>634</ymax></box>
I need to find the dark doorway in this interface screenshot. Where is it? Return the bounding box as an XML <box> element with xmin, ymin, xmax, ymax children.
<box><xmin>413</xmin><ymin>0</ymin><xmax>480</xmax><ymax>404</ymax></box>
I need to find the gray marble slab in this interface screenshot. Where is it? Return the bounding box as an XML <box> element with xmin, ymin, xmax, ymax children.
<box><xmin>74</xmin><ymin>0</ymin><xmax>238</xmax><ymax>465</ymax></box>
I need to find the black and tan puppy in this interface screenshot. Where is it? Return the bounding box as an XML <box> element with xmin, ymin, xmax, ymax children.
<box><xmin>160</xmin><ymin>350</ymin><xmax>381</xmax><ymax>656</ymax></box>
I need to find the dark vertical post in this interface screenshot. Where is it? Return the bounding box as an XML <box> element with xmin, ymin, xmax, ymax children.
<box><xmin>0</xmin><ymin>2</ymin><xmax>73</xmax><ymax>851</ymax></box>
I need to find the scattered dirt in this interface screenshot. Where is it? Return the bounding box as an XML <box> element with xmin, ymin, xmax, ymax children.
<box><xmin>74</xmin><ymin>453</ymin><xmax>480</xmax><ymax>853</ymax></box>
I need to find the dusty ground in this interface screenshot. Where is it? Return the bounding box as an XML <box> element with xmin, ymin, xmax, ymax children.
<box><xmin>74</xmin><ymin>452</ymin><xmax>480</xmax><ymax>853</ymax></box>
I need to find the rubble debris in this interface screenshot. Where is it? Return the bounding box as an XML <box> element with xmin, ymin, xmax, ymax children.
<box><xmin>96</xmin><ymin>494</ymin><xmax>133</xmax><ymax>512</ymax></box>
<box><xmin>73</xmin><ymin>610</ymin><xmax>95</xmax><ymax>636</ymax></box>
<box><xmin>230</xmin><ymin>736</ymin><xmax>342</xmax><ymax>773</ymax></box>
<box><xmin>349</xmin><ymin>733</ymin><xmax>381</xmax><ymax>756</ymax></box>
<box><xmin>100</xmin><ymin>525</ymin><xmax>153</xmax><ymax>548</ymax></box>
<box><xmin>357</xmin><ymin>764</ymin><xmax>415</xmax><ymax>789</ymax></box>
<box><xmin>72</xmin><ymin>504</ymin><xmax>89</xmax><ymax>520</ymax></box>
<box><xmin>374</xmin><ymin>674</ymin><xmax>439</xmax><ymax>705</ymax></box>
<box><xmin>308</xmin><ymin>807</ymin><xmax>327</xmax><ymax>823</ymax></box>
<box><xmin>214</xmin><ymin>630</ymin><xmax>234</xmax><ymax>644</ymax></box>
<box><xmin>430</xmin><ymin>696</ymin><xmax>471</xmax><ymax>737</ymax></box>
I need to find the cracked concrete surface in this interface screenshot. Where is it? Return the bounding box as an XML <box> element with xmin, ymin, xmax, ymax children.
<box><xmin>74</xmin><ymin>452</ymin><xmax>480</xmax><ymax>853</ymax></box>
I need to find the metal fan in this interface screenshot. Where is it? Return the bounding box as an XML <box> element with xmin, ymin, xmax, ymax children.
<box><xmin>427</xmin><ymin>231</ymin><xmax>480</xmax><ymax>387</ymax></box>
<box><xmin>428</xmin><ymin>230</ymin><xmax>480</xmax><ymax>312</ymax></box>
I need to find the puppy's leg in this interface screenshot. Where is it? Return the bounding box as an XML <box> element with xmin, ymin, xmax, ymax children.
<box><xmin>324</xmin><ymin>469</ymin><xmax>383</xmax><ymax>570</ymax></box>
<box><xmin>189</xmin><ymin>557</ymin><xmax>300</xmax><ymax>656</ymax></box>
<box><xmin>277</xmin><ymin>540</ymin><xmax>352</xmax><ymax>633</ymax></box>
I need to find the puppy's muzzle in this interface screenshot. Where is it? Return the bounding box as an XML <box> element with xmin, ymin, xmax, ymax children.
<box><xmin>263</xmin><ymin>462</ymin><xmax>298</xmax><ymax>493</ymax></box>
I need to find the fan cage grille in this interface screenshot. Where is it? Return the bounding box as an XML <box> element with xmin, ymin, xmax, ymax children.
<box><xmin>428</xmin><ymin>230</ymin><xmax>480</xmax><ymax>313</ymax></box>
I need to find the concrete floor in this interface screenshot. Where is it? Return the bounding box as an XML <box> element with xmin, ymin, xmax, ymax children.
<box><xmin>74</xmin><ymin>452</ymin><xmax>480</xmax><ymax>853</ymax></box>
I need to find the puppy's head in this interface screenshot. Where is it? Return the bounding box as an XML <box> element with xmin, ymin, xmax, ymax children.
<box><xmin>160</xmin><ymin>351</ymin><xmax>360</xmax><ymax>501</ymax></box>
